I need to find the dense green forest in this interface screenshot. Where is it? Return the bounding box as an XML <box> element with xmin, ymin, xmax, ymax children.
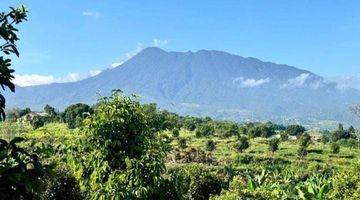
<box><xmin>1</xmin><ymin>5</ymin><xmax>360</xmax><ymax>200</ymax></box>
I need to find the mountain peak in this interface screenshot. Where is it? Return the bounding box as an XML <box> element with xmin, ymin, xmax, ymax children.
<box><xmin>139</xmin><ymin>47</ymin><xmax>166</xmax><ymax>54</ymax></box>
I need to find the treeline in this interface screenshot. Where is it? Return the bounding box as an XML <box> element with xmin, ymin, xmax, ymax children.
<box><xmin>7</xmin><ymin>103</ymin><xmax>93</xmax><ymax>129</ymax></box>
<box><xmin>7</xmin><ymin>101</ymin><xmax>297</xmax><ymax>137</ymax></box>
<box><xmin>8</xmin><ymin>99</ymin><xmax>359</xmax><ymax>145</ymax></box>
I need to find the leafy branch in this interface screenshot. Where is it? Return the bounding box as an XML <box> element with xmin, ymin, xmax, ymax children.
<box><xmin>0</xmin><ymin>5</ymin><xmax>27</xmax><ymax>120</ymax></box>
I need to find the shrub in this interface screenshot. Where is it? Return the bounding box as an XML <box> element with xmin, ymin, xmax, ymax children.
<box><xmin>299</xmin><ymin>133</ymin><xmax>311</xmax><ymax>147</ymax></box>
<box><xmin>321</xmin><ymin>133</ymin><xmax>331</xmax><ymax>144</ymax></box>
<box><xmin>62</xmin><ymin>103</ymin><xmax>92</xmax><ymax>129</ymax></box>
<box><xmin>298</xmin><ymin>133</ymin><xmax>311</xmax><ymax>157</ymax></box>
<box><xmin>188</xmin><ymin>172</ymin><xmax>223</xmax><ymax>200</ymax></box>
<box><xmin>0</xmin><ymin>137</ymin><xmax>46</xmax><ymax>199</ymax></box>
<box><xmin>337</xmin><ymin>138</ymin><xmax>358</xmax><ymax>148</ymax></box>
<box><xmin>69</xmin><ymin>91</ymin><xmax>171</xmax><ymax>199</ymax></box>
<box><xmin>30</xmin><ymin>115</ymin><xmax>46</xmax><ymax>129</ymax></box>
<box><xmin>172</xmin><ymin>128</ymin><xmax>180</xmax><ymax>138</ymax></box>
<box><xmin>169</xmin><ymin>165</ymin><xmax>224</xmax><ymax>200</ymax></box>
<box><xmin>175</xmin><ymin>147</ymin><xmax>217</xmax><ymax>164</ymax></box>
<box><xmin>235</xmin><ymin>154</ymin><xmax>254</xmax><ymax>164</ymax></box>
<box><xmin>42</xmin><ymin>167</ymin><xmax>84</xmax><ymax>200</ymax></box>
<box><xmin>205</xmin><ymin>139</ymin><xmax>216</xmax><ymax>151</ymax></box>
<box><xmin>223</xmin><ymin>124</ymin><xmax>239</xmax><ymax>138</ymax></box>
<box><xmin>235</xmin><ymin>136</ymin><xmax>250</xmax><ymax>152</ymax></box>
<box><xmin>331</xmin><ymin>143</ymin><xmax>340</xmax><ymax>154</ymax></box>
<box><xmin>196</xmin><ymin>123</ymin><xmax>215</xmax><ymax>137</ymax></box>
<box><xmin>183</xmin><ymin>117</ymin><xmax>199</xmax><ymax>131</ymax></box>
<box><xmin>268</xmin><ymin>138</ymin><xmax>280</xmax><ymax>153</ymax></box>
<box><xmin>331</xmin><ymin>123</ymin><xmax>351</xmax><ymax>142</ymax></box>
<box><xmin>148</xmin><ymin>177</ymin><xmax>181</xmax><ymax>200</ymax></box>
<box><xmin>286</xmin><ymin>124</ymin><xmax>306</xmax><ymax>136</ymax></box>
<box><xmin>247</xmin><ymin>124</ymin><xmax>275</xmax><ymax>138</ymax></box>
<box><xmin>328</xmin><ymin>169</ymin><xmax>360</xmax><ymax>199</ymax></box>
<box><xmin>280</xmin><ymin>131</ymin><xmax>289</xmax><ymax>141</ymax></box>
<box><xmin>178</xmin><ymin>137</ymin><xmax>187</xmax><ymax>149</ymax></box>
<box><xmin>298</xmin><ymin>146</ymin><xmax>308</xmax><ymax>157</ymax></box>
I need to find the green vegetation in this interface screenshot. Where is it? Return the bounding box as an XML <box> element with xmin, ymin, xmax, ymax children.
<box><xmin>268</xmin><ymin>138</ymin><xmax>280</xmax><ymax>153</ymax></box>
<box><xmin>2</xmin><ymin>91</ymin><xmax>360</xmax><ymax>199</ymax></box>
<box><xmin>1</xmin><ymin>5</ymin><xmax>360</xmax><ymax>200</ymax></box>
<box><xmin>331</xmin><ymin>142</ymin><xmax>340</xmax><ymax>154</ymax></box>
<box><xmin>205</xmin><ymin>140</ymin><xmax>216</xmax><ymax>152</ymax></box>
<box><xmin>235</xmin><ymin>136</ymin><xmax>250</xmax><ymax>153</ymax></box>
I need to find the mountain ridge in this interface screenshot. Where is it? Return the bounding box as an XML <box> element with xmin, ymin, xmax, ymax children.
<box><xmin>5</xmin><ymin>47</ymin><xmax>360</xmax><ymax>127</ymax></box>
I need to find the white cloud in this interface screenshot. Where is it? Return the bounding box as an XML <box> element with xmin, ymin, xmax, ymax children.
<box><xmin>327</xmin><ymin>75</ymin><xmax>360</xmax><ymax>90</ymax></box>
<box><xmin>56</xmin><ymin>70</ymin><xmax>101</xmax><ymax>83</ymax></box>
<box><xmin>282</xmin><ymin>73</ymin><xmax>310</xmax><ymax>88</ymax></box>
<box><xmin>111</xmin><ymin>39</ymin><xmax>168</xmax><ymax>68</ymax></box>
<box><xmin>110</xmin><ymin>42</ymin><xmax>145</xmax><ymax>68</ymax></box>
<box><xmin>14</xmin><ymin>70</ymin><xmax>102</xmax><ymax>87</ymax></box>
<box><xmin>14</xmin><ymin>74</ymin><xmax>55</xmax><ymax>87</ymax></box>
<box><xmin>232</xmin><ymin>77</ymin><xmax>270</xmax><ymax>88</ymax></box>
<box><xmin>111</xmin><ymin>62</ymin><xmax>124</xmax><ymax>68</ymax></box>
<box><xmin>82</xmin><ymin>11</ymin><xmax>101</xmax><ymax>18</ymax></box>
<box><xmin>125</xmin><ymin>42</ymin><xmax>144</xmax><ymax>59</ymax></box>
<box><xmin>153</xmin><ymin>38</ymin><xmax>168</xmax><ymax>47</ymax></box>
<box><xmin>281</xmin><ymin>73</ymin><xmax>326</xmax><ymax>89</ymax></box>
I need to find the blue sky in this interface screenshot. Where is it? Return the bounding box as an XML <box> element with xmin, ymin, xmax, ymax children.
<box><xmin>1</xmin><ymin>0</ymin><xmax>360</xmax><ymax>86</ymax></box>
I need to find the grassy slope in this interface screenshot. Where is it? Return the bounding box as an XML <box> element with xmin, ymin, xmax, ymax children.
<box><xmin>169</xmin><ymin>129</ymin><xmax>360</xmax><ymax>170</ymax></box>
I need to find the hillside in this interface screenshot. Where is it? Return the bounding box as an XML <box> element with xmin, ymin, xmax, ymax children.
<box><xmin>5</xmin><ymin>47</ymin><xmax>360</xmax><ymax>125</ymax></box>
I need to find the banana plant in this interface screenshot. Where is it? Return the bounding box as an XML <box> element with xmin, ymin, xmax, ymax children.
<box><xmin>296</xmin><ymin>174</ymin><xmax>330</xmax><ymax>200</ymax></box>
<box><xmin>246</xmin><ymin>168</ymin><xmax>270</xmax><ymax>191</ymax></box>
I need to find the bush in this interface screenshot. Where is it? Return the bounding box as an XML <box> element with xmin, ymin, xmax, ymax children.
<box><xmin>172</xmin><ymin>128</ymin><xmax>180</xmax><ymax>138</ymax></box>
<box><xmin>331</xmin><ymin>123</ymin><xmax>351</xmax><ymax>142</ymax></box>
<box><xmin>178</xmin><ymin>137</ymin><xmax>187</xmax><ymax>149</ymax></box>
<box><xmin>223</xmin><ymin>124</ymin><xmax>239</xmax><ymax>138</ymax></box>
<box><xmin>169</xmin><ymin>165</ymin><xmax>224</xmax><ymax>200</ymax></box>
<box><xmin>42</xmin><ymin>167</ymin><xmax>84</xmax><ymax>200</ymax></box>
<box><xmin>235</xmin><ymin>136</ymin><xmax>250</xmax><ymax>152</ymax></box>
<box><xmin>148</xmin><ymin>177</ymin><xmax>182</xmax><ymax>200</ymax></box>
<box><xmin>62</xmin><ymin>103</ymin><xmax>92</xmax><ymax>129</ymax></box>
<box><xmin>188</xmin><ymin>172</ymin><xmax>223</xmax><ymax>200</ymax></box>
<box><xmin>268</xmin><ymin>138</ymin><xmax>280</xmax><ymax>153</ymax></box>
<box><xmin>328</xmin><ymin>168</ymin><xmax>360</xmax><ymax>199</ymax></box>
<box><xmin>247</xmin><ymin>124</ymin><xmax>275</xmax><ymax>138</ymax></box>
<box><xmin>205</xmin><ymin>140</ymin><xmax>216</xmax><ymax>151</ymax></box>
<box><xmin>337</xmin><ymin>138</ymin><xmax>359</xmax><ymax>148</ymax></box>
<box><xmin>69</xmin><ymin>91</ymin><xmax>170</xmax><ymax>199</ymax></box>
<box><xmin>321</xmin><ymin>133</ymin><xmax>331</xmax><ymax>144</ymax></box>
<box><xmin>30</xmin><ymin>115</ymin><xmax>46</xmax><ymax>129</ymax></box>
<box><xmin>331</xmin><ymin>143</ymin><xmax>340</xmax><ymax>154</ymax></box>
<box><xmin>299</xmin><ymin>133</ymin><xmax>311</xmax><ymax>147</ymax></box>
<box><xmin>196</xmin><ymin>123</ymin><xmax>215</xmax><ymax>137</ymax></box>
<box><xmin>0</xmin><ymin>137</ymin><xmax>46</xmax><ymax>199</ymax></box>
<box><xmin>280</xmin><ymin>131</ymin><xmax>289</xmax><ymax>141</ymax></box>
<box><xmin>298</xmin><ymin>146</ymin><xmax>308</xmax><ymax>157</ymax></box>
<box><xmin>235</xmin><ymin>154</ymin><xmax>254</xmax><ymax>164</ymax></box>
<box><xmin>298</xmin><ymin>133</ymin><xmax>311</xmax><ymax>157</ymax></box>
<box><xmin>286</xmin><ymin>124</ymin><xmax>306</xmax><ymax>136</ymax></box>
<box><xmin>174</xmin><ymin>147</ymin><xmax>217</xmax><ymax>164</ymax></box>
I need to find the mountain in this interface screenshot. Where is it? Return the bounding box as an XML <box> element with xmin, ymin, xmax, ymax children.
<box><xmin>5</xmin><ymin>47</ymin><xmax>360</xmax><ymax>126</ymax></box>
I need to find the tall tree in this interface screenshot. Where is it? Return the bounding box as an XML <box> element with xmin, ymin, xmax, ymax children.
<box><xmin>0</xmin><ymin>6</ymin><xmax>47</xmax><ymax>200</ymax></box>
<box><xmin>0</xmin><ymin>5</ymin><xmax>27</xmax><ymax>120</ymax></box>
<box><xmin>350</xmin><ymin>105</ymin><xmax>360</xmax><ymax>148</ymax></box>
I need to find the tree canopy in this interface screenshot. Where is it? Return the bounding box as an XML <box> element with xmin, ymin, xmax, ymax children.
<box><xmin>0</xmin><ymin>5</ymin><xmax>27</xmax><ymax>120</ymax></box>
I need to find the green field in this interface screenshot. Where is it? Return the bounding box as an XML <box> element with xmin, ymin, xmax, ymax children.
<box><xmin>2</xmin><ymin>111</ymin><xmax>360</xmax><ymax>199</ymax></box>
